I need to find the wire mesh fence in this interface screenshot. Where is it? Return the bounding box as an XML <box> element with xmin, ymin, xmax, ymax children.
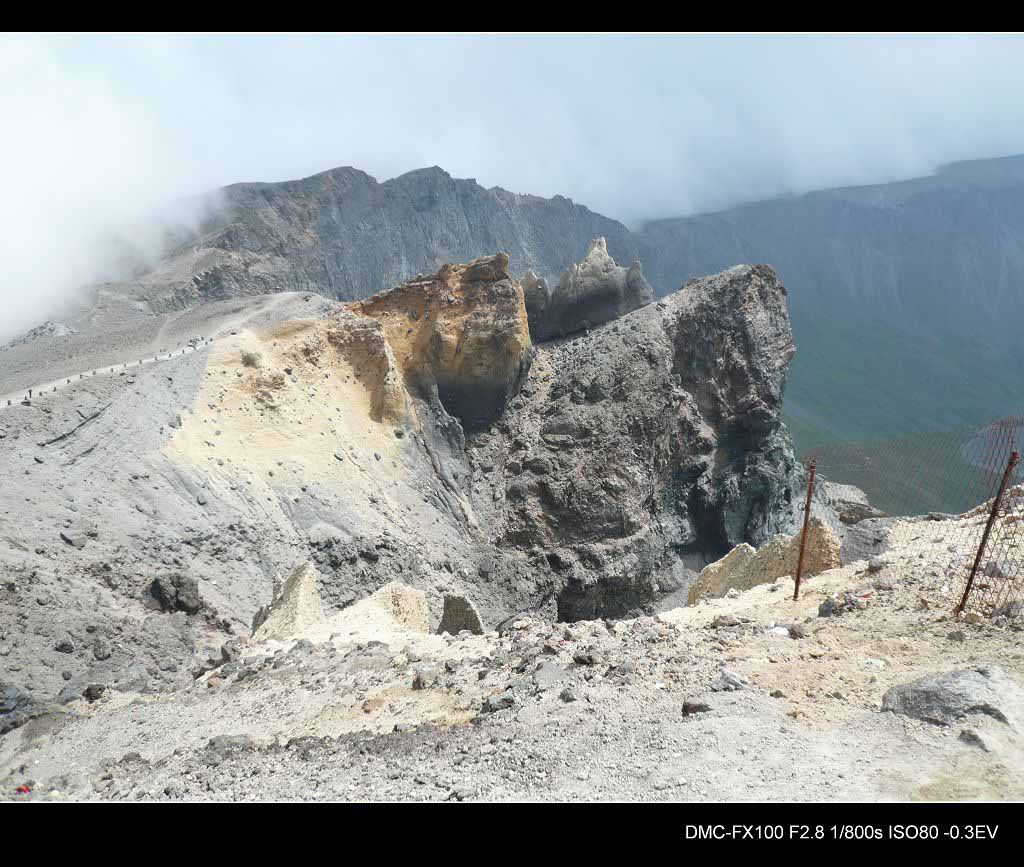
<box><xmin>799</xmin><ymin>414</ymin><xmax>1024</xmax><ymax>625</ymax></box>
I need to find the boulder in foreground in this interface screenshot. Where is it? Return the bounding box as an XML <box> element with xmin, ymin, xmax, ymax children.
<box><xmin>881</xmin><ymin>665</ymin><xmax>1024</xmax><ymax>730</ymax></box>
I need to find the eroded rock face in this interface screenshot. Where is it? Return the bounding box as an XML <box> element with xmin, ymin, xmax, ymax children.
<box><xmin>526</xmin><ymin>238</ymin><xmax>654</xmax><ymax>341</ymax></box>
<box><xmin>137</xmin><ymin>166</ymin><xmax>639</xmax><ymax>313</ymax></box>
<box><xmin>369</xmin><ymin>581</ymin><xmax>432</xmax><ymax>633</ymax></box>
<box><xmin>520</xmin><ymin>270</ymin><xmax>551</xmax><ymax>335</ymax></box>
<box><xmin>468</xmin><ymin>264</ymin><xmax>802</xmax><ymax>620</ymax></box>
<box><xmin>252</xmin><ymin>562</ymin><xmax>326</xmax><ymax>642</ymax></box>
<box><xmin>687</xmin><ymin>516</ymin><xmax>841</xmax><ymax>604</ymax></box>
<box><xmin>438</xmin><ymin>594</ymin><xmax>484</xmax><ymax>635</ymax></box>
<box><xmin>818</xmin><ymin>479</ymin><xmax>886</xmax><ymax>525</ymax></box>
<box><xmin>350</xmin><ymin>253</ymin><xmax>532</xmax><ymax>431</ymax></box>
<box><xmin>0</xmin><ymin>251</ymin><xmax>810</xmax><ymax>710</ymax></box>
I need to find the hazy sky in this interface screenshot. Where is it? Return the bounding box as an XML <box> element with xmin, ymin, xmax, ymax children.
<box><xmin>3</xmin><ymin>32</ymin><xmax>1024</xmax><ymax>339</ymax></box>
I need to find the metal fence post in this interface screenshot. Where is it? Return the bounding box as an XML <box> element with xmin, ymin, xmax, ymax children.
<box><xmin>793</xmin><ymin>458</ymin><xmax>817</xmax><ymax>601</ymax></box>
<box><xmin>956</xmin><ymin>450</ymin><xmax>1020</xmax><ymax>617</ymax></box>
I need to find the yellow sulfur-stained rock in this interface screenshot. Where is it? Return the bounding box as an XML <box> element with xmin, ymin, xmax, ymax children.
<box><xmin>252</xmin><ymin>561</ymin><xmax>326</xmax><ymax>642</ymax></box>
<box><xmin>349</xmin><ymin>253</ymin><xmax>532</xmax><ymax>430</ymax></box>
<box><xmin>688</xmin><ymin>517</ymin><xmax>841</xmax><ymax>603</ymax></box>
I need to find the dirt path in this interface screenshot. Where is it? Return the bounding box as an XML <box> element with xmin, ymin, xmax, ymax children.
<box><xmin>0</xmin><ymin>342</ymin><xmax>210</xmax><ymax>410</ymax></box>
<box><xmin>1</xmin><ymin>294</ymin><xmax>295</xmax><ymax>412</ymax></box>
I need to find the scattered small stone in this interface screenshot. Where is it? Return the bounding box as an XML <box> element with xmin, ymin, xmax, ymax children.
<box><xmin>819</xmin><ymin>592</ymin><xmax>863</xmax><ymax>617</ymax></box>
<box><xmin>412</xmin><ymin>667</ymin><xmax>438</xmax><ymax>690</ymax></box>
<box><xmin>573</xmin><ymin>650</ymin><xmax>599</xmax><ymax>666</ymax></box>
<box><xmin>93</xmin><ymin>638</ymin><xmax>112</xmax><ymax>661</ymax></box>
<box><xmin>484</xmin><ymin>691</ymin><xmax>516</xmax><ymax>713</ymax></box>
<box><xmin>709</xmin><ymin>669</ymin><xmax>748</xmax><ymax>692</ymax></box>
<box><xmin>59</xmin><ymin>531</ymin><xmax>87</xmax><ymax>549</ymax></box>
<box><xmin>82</xmin><ymin>684</ymin><xmax>106</xmax><ymax>702</ymax></box>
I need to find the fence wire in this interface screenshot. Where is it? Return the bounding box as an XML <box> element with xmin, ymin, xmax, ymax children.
<box><xmin>801</xmin><ymin>415</ymin><xmax>1024</xmax><ymax>625</ymax></box>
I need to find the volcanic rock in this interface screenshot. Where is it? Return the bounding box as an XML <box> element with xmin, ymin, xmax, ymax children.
<box><xmin>251</xmin><ymin>562</ymin><xmax>326</xmax><ymax>643</ymax></box>
<box><xmin>151</xmin><ymin>574</ymin><xmax>203</xmax><ymax>615</ymax></box>
<box><xmin>688</xmin><ymin>516</ymin><xmax>841</xmax><ymax>603</ymax></box>
<box><xmin>881</xmin><ymin>666</ymin><xmax>1024</xmax><ymax>729</ymax></box>
<box><xmin>527</xmin><ymin>237</ymin><xmax>654</xmax><ymax>340</ymax></box>
<box><xmin>349</xmin><ymin>253</ymin><xmax>532</xmax><ymax>431</ymax></box>
<box><xmin>481</xmin><ymin>263</ymin><xmax>802</xmax><ymax>619</ymax></box>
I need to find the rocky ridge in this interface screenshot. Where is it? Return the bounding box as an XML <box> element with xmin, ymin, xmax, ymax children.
<box><xmin>102</xmin><ymin>167</ymin><xmax>641</xmax><ymax>315</ymax></box>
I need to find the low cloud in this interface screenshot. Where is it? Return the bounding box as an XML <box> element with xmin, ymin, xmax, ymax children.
<box><xmin>3</xmin><ymin>33</ymin><xmax>1024</xmax><ymax>340</ymax></box>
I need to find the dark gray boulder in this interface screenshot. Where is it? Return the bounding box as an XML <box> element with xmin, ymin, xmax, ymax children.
<box><xmin>150</xmin><ymin>573</ymin><xmax>203</xmax><ymax>614</ymax></box>
<box><xmin>1</xmin><ymin>683</ymin><xmax>54</xmax><ymax>735</ymax></box>
<box><xmin>881</xmin><ymin>665</ymin><xmax>1024</xmax><ymax>729</ymax></box>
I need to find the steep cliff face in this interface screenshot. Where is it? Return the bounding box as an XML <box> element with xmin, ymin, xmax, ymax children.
<box><xmin>349</xmin><ymin>253</ymin><xmax>533</xmax><ymax>431</ymax></box>
<box><xmin>635</xmin><ymin>154</ymin><xmax>1024</xmax><ymax>444</ymax></box>
<box><xmin>467</xmin><ymin>263</ymin><xmax>799</xmax><ymax>620</ymax></box>
<box><xmin>638</xmin><ymin>156</ymin><xmax>1024</xmax><ymax>350</ymax></box>
<box><xmin>135</xmin><ymin>167</ymin><xmax>638</xmax><ymax>312</ymax></box>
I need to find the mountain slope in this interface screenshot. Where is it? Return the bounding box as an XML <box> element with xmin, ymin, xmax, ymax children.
<box><xmin>132</xmin><ymin>166</ymin><xmax>640</xmax><ymax>311</ymax></box>
<box><xmin>636</xmin><ymin>155</ymin><xmax>1024</xmax><ymax>445</ymax></box>
<box><xmin>0</xmin><ymin>253</ymin><xmax>808</xmax><ymax>711</ymax></box>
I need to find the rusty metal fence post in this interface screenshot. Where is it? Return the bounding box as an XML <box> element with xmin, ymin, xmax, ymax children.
<box><xmin>793</xmin><ymin>458</ymin><xmax>817</xmax><ymax>601</ymax></box>
<box><xmin>956</xmin><ymin>449</ymin><xmax>1020</xmax><ymax>617</ymax></box>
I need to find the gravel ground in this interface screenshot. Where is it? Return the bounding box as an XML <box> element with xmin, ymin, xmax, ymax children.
<box><xmin>4</xmin><ymin>526</ymin><xmax>1022</xmax><ymax>802</ymax></box>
